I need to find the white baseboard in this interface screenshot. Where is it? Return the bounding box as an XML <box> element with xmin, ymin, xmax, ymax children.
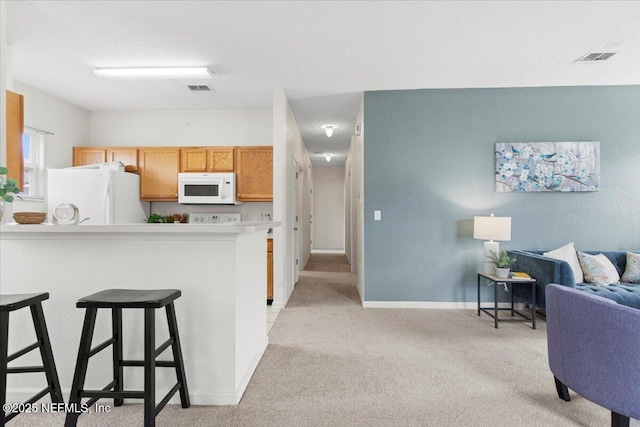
<box><xmin>363</xmin><ymin>301</ymin><xmax>524</xmax><ymax>309</ymax></box>
<box><xmin>311</xmin><ymin>249</ymin><xmax>345</xmax><ymax>254</ymax></box>
<box><xmin>271</xmin><ymin>301</ymin><xmax>285</xmax><ymax>310</ymax></box>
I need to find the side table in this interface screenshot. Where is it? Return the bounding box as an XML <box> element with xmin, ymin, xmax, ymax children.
<box><xmin>477</xmin><ymin>272</ymin><xmax>537</xmax><ymax>329</ymax></box>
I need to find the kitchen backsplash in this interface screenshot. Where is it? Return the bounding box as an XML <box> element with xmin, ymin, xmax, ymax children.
<box><xmin>151</xmin><ymin>201</ymin><xmax>273</xmax><ymax>222</ymax></box>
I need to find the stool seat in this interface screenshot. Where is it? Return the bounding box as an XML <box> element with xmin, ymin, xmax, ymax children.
<box><xmin>1</xmin><ymin>293</ymin><xmax>49</xmax><ymax>312</ymax></box>
<box><xmin>77</xmin><ymin>289</ymin><xmax>181</xmax><ymax>309</ymax></box>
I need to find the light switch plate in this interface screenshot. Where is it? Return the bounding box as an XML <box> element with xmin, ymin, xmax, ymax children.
<box><xmin>374</xmin><ymin>210</ymin><xmax>381</xmax><ymax>221</ymax></box>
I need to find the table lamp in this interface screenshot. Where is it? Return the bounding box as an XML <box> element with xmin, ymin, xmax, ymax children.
<box><xmin>474</xmin><ymin>213</ymin><xmax>511</xmax><ymax>274</ymax></box>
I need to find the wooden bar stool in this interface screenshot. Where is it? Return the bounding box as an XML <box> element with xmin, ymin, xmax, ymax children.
<box><xmin>65</xmin><ymin>289</ymin><xmax>190</xmax><ymax>427</ymax></box>
<box><xmin>1</xmin><ymin>293</ymin><xmax>64</xmax><ymax>426</ymax></box>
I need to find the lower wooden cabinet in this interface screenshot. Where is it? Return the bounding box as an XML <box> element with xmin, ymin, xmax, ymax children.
<box><xmin>267</xmin><ymin>238</ymin><xmax>273</xmax><ymax>301</ymax></box>
<box><xmin>138</xmin><ymin>148</ymin><xmax>180</xmax><ymax>201</ymax></box>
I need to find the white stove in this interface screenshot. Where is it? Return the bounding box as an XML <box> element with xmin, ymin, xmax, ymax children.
<box><xmin>188</xmin><ymin>213</ymin><xmax>242</xmax><ymax>224</ymax></box>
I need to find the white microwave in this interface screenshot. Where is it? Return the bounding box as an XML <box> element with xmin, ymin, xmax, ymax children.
<box><xmin>178</xmin><ymin>173</ymin><xmax>240</xmax><ymax>205</ymax></box>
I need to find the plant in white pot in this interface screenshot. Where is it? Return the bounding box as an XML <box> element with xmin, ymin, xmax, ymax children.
<box><xmin>0</xmin><ymin>166</ymin><xmax>21</xmax><ymax>222</ymax></box>
<box><xmin>490</xmin><ymin>250</ymin><xmax>517</xmax><ymax>278</ymax></box>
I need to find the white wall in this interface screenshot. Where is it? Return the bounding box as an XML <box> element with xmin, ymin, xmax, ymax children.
<box><xmin>312</xmin><ymin>166</ymin><xmax>345</xmax><ymax>251</ymax></box>
<box><xmin>11</xmin><ymin>81</ymin><xmax>91</xmax><ymax>213</ymax></box>
<box><xmin>90</xmin><ymin>110</ymin><xmax>272</xmax><ymax>147</ymax></box>
<box><xmin>272</xmin><ymin>88</ymin><xmax>311</xmax><ymax>310</ymax></box>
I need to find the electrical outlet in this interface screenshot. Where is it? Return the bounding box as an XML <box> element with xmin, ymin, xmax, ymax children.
<box><xmin>374</xmin><ymin>210</ymin><xmax>381</xmax><ymax>221</ymax></box>
<box><xmin>244</xmin><ymin>211</ymin><xmax>251</xmax><ymax>220</ymax></box>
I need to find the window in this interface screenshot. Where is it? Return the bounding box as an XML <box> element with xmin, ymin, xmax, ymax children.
<box><xmin>21</xmin><ymin>128</ymin><xmax>45</xmax><ymax>199</ymax></box>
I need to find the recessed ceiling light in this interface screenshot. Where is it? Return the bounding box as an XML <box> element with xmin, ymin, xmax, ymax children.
<box><xmin>321</xmin><ymin>124</ymin><xmax>337</xmax><ymax>137</ymax></box>
<box><xmin>325</xmin><ymin>153</ymin><xmax>332</xmax><ymax>162</ymax></box>
<box><xmin>94</xmin><ymin>67</ymin><xmax>213</xmax><ymax>79</ymax></box>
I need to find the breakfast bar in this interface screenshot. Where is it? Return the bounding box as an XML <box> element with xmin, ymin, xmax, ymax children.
<box><xmin>0</xmin><ymin>221</ymin><xmax>278</xmax><ymax>406</ymax></box>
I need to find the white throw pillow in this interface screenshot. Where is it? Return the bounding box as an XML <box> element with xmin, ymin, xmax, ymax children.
<box><xmin>543</xmin><ymin>242</ymin><xmax>584</xmax><ymax>284</ymax></box>
<box><xmin>621</xmin><ymin>252</ymin><xmax>640</xmax><ymax>284</ymax></box>
<box><xmin>577</xmin><ymin>252</ymin><xmax>620</xmax><ymax>286</ymax></box>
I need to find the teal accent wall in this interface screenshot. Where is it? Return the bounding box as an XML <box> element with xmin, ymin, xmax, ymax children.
<box><xmin>363</xmin><ymin>86</ymin><xmax>640</xmax><ymax>302</ymax></box>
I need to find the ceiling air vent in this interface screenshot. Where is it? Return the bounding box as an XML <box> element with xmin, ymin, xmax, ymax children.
<box><xmin>576</xmin><ymin>52</ymin><xmax>617</xmax><ymax>62</ymax></box>
<box><xmin>187</xmin><ymin>84</ymin><xmax>213</xmax><ymax>92</ymax></box>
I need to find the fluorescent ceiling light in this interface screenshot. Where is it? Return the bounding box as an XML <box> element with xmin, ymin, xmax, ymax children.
<box><xmin>94</xmin><ymin>67</ymin><xmax>213</xmax><ymax>79</ymax></box>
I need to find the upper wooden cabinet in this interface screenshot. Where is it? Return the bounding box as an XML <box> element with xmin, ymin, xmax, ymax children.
<box><xmin>180</xmin><ymin>147</ymin><xmax>207</xmax><ymax>172</ymax></box>
<box><xmin>180</xmin><ymin>147</ymin><xmax>234</xmax><ymax>172</ymax></box>
<box><xmin>235</xmin><ymin>146</ymin><xmax>273</xmax><ymax>202</ymax></box>
<box><xmin>73</xmin><ymin>147</ymin><xmax>107</xmax><ymax>166</ymax></box>
<box><xmin>107</xmin><ymin>148</ymin><xmax>138</xmax><ymax>172</ymax></box>
<box><xmin>73</xmin><ymin>146</ymin><xmax>138</xmax><ymax>172</ymax></box>
<box><xmin>207</xmin><ymin>147</ymin><xmax>234</xmax><ymax>172</ymax></box>
<box><xmin>138</xmin><ymin>148</ymin><xmax>180</xmax><ymax>201</ymax></box>
<box><xmin>6</xmin><ymin>91</ymin><xmax>24</xmax><ymax>189</ymax></box>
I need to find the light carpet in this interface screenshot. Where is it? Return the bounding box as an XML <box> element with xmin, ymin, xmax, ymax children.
<box><xmin>8</xmin><ymin>254</ymin><xmax>622</xmax><ymax>426</ymax></box>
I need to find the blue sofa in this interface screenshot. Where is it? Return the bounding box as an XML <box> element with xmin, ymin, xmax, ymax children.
<box><xmin>507</xmin><ymin>250</ymin><xmax>640</xmax><ymax>309</ymax></box>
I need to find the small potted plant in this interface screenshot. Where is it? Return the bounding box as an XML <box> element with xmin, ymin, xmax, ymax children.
<box><xmin>0</xmin><ymin>166</ymin><xmax>21</xmax><ymax>222</ymax></box>
<box><xmin>490</xmin><ymin>250</ymin><xmax>517</xmax><ymax>278</ymax></box>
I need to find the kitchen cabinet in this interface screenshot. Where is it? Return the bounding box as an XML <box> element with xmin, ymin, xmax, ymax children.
<box><xmin>235</xmin><ymin>146</ymin><xmax>273</xmax><ymax>202</ymax></box>
<box><xmin>207</xmin><ymin>147</ymin><xmax>234</xmax><ymax>172</ymax></box>
<box><xmin>107</xmin><ymin>148</ymin><xmax>139</xmax><ymax>172</ymax></box>
<box><xmin>180</xmin><ymin>147</ymin><xmax>207</xmax><ymax>172</ymax></box>
<box><xmin>73</xmin><ymin>147</ymin><xmax>139</xmax><ymax>172</ymax></box>
<box><xmin>138</xmin><ymin>148</ymin><xmax>180</xmax><ymax>201</ymax></box>
<box><xmin>73</xmin><ymin>147</ymin><xmax>107</xmax><ymax>166</ymax></box>
<box><xmin>267</xmin><ymin>238</ymin><xmax>273</xmax><ymax>301</ymax></box>
<box><xmin>180</xmin><ymin>147</ymin><xmax>234</xmax><ymax>172</ymax></box>
<box><xmin>6</xmin><ymin>91</ymin><xmax>24</xmax><ymax>188</ymax></box>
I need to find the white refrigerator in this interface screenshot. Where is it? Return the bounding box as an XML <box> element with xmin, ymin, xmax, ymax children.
<box><xmin>47</xmin><ymin>168</ymin><xmax>149</xmax><ymax>224</ymax></box>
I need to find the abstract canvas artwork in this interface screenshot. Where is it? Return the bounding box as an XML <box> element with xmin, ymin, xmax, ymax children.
<box><xmin>495</xmin><ymin>141</ymin><xmax>600</xmax><ymax>192</ymax></box>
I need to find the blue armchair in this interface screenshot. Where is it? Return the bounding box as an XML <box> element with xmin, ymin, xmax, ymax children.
<box><xmin>546</xmin><ymin>284</ymin><xmax>640</xmax><ymax>427</ymax></box>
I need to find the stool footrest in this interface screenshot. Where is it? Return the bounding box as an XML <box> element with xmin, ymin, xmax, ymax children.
<box><xmin>155</xmin><ymin>382</ymin><xmax>182</xmax><ymax>416</ymax></box>
<box><xmin>121</xmin><ymin>360</ymin><xmax>176</xmax><ymax>368</ymax></box>
<box><xmin>155</xmin><ymin>337</ymin><xmax>174</xmax><ymax>358</ymax></box>
<box><xmin>7</xmin><ymin>342</ymin><xmax>40</xmax><ymax>362</ymax></box>
<box><xmin>82</xmin><ymin>379</ymin><xmax>117</xmax><ymax>408</ymax></box>
<box><xmin>7</xmin><ymin>365</ymin><xmax>45</xmax><ymax>374</ymax></box>
<box><xmin>89</xmin><ymin>337</ymin><xmax>116</xmax><ymax>358</ymax></box>
<box><xmin>81</xmin><ymin>390</ymin><xmax>145</xmax><ymax>399</ymax></box>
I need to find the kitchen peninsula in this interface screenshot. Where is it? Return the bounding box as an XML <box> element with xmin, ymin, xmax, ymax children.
<box><xmin>0</xmin><ymin>221</ymin><xmax>278</xmax><ymax>406</ymax></box>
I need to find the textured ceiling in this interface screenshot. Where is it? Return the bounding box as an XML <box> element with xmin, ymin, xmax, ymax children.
<box><xmin>6</xmin><ymin>1</ymin><xmax>640</xmax><ymax>166</ymax></box>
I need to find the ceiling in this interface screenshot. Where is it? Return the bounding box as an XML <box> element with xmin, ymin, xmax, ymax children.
<box><xmin>6</xmin><ymin>1</ymin><xmax>640</xmax><ymax>167</ymax></box>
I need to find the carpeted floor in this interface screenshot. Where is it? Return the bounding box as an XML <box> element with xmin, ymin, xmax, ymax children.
<box><xmin>8</xmin><ymin>254</ymin><xmax>623</xmax><ymax>426</ymax></box>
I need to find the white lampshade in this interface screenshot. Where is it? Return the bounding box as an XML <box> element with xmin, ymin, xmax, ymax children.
<box><xmin>474</xmin><ymin>214</ymin><xmax>511</xmax><ymax>275</ymax></box>
<box><xmin>473</xmin><ymin>215</ymin><xmax>511</xmax><ymax>241</ymax></box>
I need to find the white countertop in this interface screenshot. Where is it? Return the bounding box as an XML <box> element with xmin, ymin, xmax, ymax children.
<box><xmin>0</xmin><ymin>220</ymin><xmax>279</xmax><ymax>236</ymax></box>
